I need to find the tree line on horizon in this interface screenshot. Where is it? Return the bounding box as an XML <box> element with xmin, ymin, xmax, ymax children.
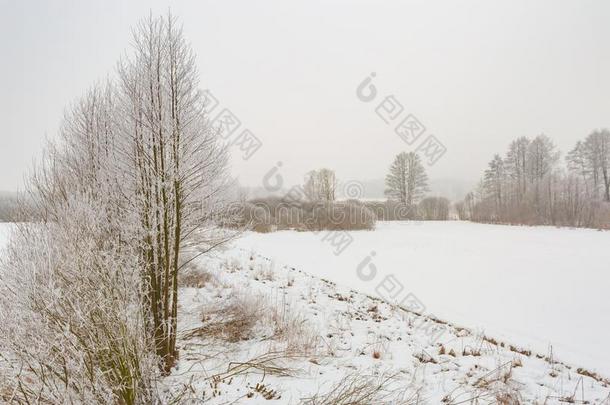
<box><xmin>232</xmin><ymin>151</ymin><xmax>449</xmax><ymax>232</ymax></box>
<box><xmin>456</xmin><ymin>130</ymin><xmax>610</xmax><ymax>229</ymax></box>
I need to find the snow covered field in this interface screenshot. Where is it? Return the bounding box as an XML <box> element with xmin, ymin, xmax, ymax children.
<box><xmin>170</xmin><ymin>245</ymin><xmax>610</xmax><ymax>403</ymax></box>
<box><xmin>2</xmin><ymin>221</ymin><xmax>609</xmax><ymax>402</ymax></box>
<box><xmin>233</xmin><ymin>221</ymin><xmax>610</xmax><ymax>376</ymax></box>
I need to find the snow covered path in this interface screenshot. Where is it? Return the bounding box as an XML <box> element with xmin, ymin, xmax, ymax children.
<box><xmin>233</xmin><ymin>221</ymin><xmax>610</xmax><ymax>376</ymax></box>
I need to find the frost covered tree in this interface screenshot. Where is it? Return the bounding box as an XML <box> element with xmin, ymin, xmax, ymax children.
<box><xmin>304</xmin><ymin>168</ymin><xmax>337</xmax><ymax>202</ymax></box>
<box><xmin>584</xmin><ymin>129</ymin><xmax>610</xmax><ymax>201</ymax></box>
<box><xmin>566</xmin><ymin>141</ymin><xmax>590</xmax><ymax>193</ymax></box>
<box><xmin>526</xmin><ymin>134</ymin><xmax>559</xmax><ymax>211</ymax></box>
<box><xmin>566</xmin><ymin>130</ymin><xmax>610</xmax><ymax>202</ymax></box>
<box><xmin>527</xmin><ymin>134</ymin><xmax>559</xmax><ymax>183</ymax></box>
<box><xmin>461</xmin><ymin>131</ymin><xmax>610</xmax><ymax>229</ymax></box>
<box><xmin>116</xmin><ymin>13</ymin><xmax>230</xmax><ymax>373</ymax></box>
<box><xmin>483</xmin><ymin>154</ymin><xmax>506</xmax><ymax>213</ymax></box>
<box><xmin>384</xmin><ymin>152</ymin><xmax>428</xmax><ymax>206</ymax></box>
<box><xmin>0</xmin><ymin>12</ymin><xmax>230</xmax><ymax>402</ymax></box>
<box><xmin>504</xmin><ymin>136</ymin><xmax>530</xmax><ymax>200</ymax></box>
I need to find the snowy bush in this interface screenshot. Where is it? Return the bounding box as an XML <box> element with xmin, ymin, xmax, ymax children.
<box><xmin>221</xmin><ymin>201</ymin><xmax>276</xmax><ymax>232</ymax></box>
<box><xmin>363</xmin><ymin>200</ymin><xmax>418</xmax><ymax>221</ymax></box>
<box><xmin>227</xmin><ymin>199</ymin><xmax>376</xmax><ymax>232</ymax></box>
<box><xmin>0</xmin><ymin>201</ymin><xmax>157</xmax><ymax>404</ymax></box>
<box><xmin>302</xmin><ymin>200</ymin><xmax>376</xmax><ymax>231</ymax></box>
<box><xmin>418</xmin><ymin>196</ymin><xmax>450</xmax><ymax>220</ymax></box>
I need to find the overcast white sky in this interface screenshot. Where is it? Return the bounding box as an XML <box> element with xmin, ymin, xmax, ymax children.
<box><xmin>1</xmin><ymin>0</ymin><xmax>609</xmax><ymax>192</ymax></box>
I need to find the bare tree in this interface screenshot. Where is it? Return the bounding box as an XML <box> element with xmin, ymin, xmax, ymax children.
<box><xmin>526</xmin><ymin>134</ymin><xmax>559</xmax><ymax>212</ymax></box>
<box><xmin>304</xmin><ymin>168</ymin><xmax>337</xmax><ymax>202</ymax></box>
<box><xmin>483</xmin><ymin>154</ymin><xmax>506</xmax><ymax>217</ymax></box>
<box><xmin>566</xmin><ymin>140</ymin><xmax>591</xmax><ymax>196</ymax></box>
<box><xmin>118</xmin><ymin>13</ymin><xmax>229</xmax><ymax>373</ymax></box>
<box><xmin>504</xmin><ymin>136</ymin><xmax>530</xmax><ymax>200</ymax></box>
<box><xmin>527</xmin><ymin>134</ymin><xmax>559</xmax><ymax>183</ymax></box>
<box><xmin>462</xmin><ymin>131</ymin><xmax>610</xmax><ymax>229</ymax></box>
<box><xmin>384</xmin><ymin>152</ymin><xmax>428</xmax><ymax>206</ymax></box>
<box><xmin>583</xmin><ymin>129</ymin><xmax>610</xmax><ymax>201</ymax></box>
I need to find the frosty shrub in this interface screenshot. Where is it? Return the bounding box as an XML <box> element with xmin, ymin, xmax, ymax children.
<box><xmin>226</xmin><ymin>198</ymin><xmax>376</xmax><ymax>232</ymax></box>
<box><xmin>363</xmin><ymin>200</ymin><xmax>418</xmax><ymax>221</ymax></box>
<box><xmin>249</xmin><ymin>196</ymin><xmax>286</xmax><ymax>213</ymax></box>
<box><xmin>178</xmin><ymin>266</ymin><xmax>214</xmax><ymax>288</ymax></box>
<box><xmin>0</xmin><ymin>201</ymin><xmax>157</xmax><ymax>404</ymax></box>
<box><xmin>302</xmin><ymin>200</ymin><xmax>376</xmax><ymax>231</ymax></box>
<box><xmin>276</xmin><ymin>205</ymin><xmax>306</xmax><ymax>230</ymax></box>
<box><xmin>418</xmin><ymin>197</ymin><xmax>450</xmax><ymax>220</ymax></box>
<box><xmin>222</xmin><ymin>201</ymin><xmax>276</xmax><ymax>233</ymax></box>
<box><xmin>184</xmin><ymin>289</ymin><xmax>318</xmax><ymax>354</ymax></box>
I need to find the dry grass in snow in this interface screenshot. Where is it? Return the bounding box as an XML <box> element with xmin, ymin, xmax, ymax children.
<box><xmin>161</xmin><ymin>246</ymin><xmax>610</xmax><ymax>404</ymax></box>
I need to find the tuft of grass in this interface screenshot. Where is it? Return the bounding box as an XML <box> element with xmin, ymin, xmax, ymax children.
<box><xmin>301</xmin><ymin>372</ymin><xmax>409</xmax><ymax>405</ymax></box>
<box><xmin>179</xmin><ymin>268</ymin><xmax>213</xmax><ymax>288</ymax></box>
<box><xmin>508</xmin><ymin>345</ymin><xmax>531</xmax><ymax>357</ymax></box>
<box><xmin>183</xmin><ymin>290</ymin><xmax>318</xmax><ymax>355</ymax></box>
<box><xmin>414</xmin><ymin>350</ymin><xmax>437</xmax><ymax>364</ymax></box>
<box><xmin>462</xmin><ymin>347</ymin><xmax>481</xmax><ymax>356</ymax></box>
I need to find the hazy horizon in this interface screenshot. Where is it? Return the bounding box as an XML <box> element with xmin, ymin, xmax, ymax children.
<box><xmin>2</xmin><ymin>0</ymin><xmax>609</xmax><ymax>192</ymax></box>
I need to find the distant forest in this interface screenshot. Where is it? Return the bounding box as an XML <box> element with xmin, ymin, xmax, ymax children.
<box><xmin>457</xmin><ymin>130</ymin><xmax>610</xmax><ymax>229</ymax></box>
